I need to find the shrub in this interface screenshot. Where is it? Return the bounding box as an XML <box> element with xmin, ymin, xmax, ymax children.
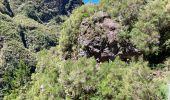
<box><xmin>100</xmin><ymin>0</ymin><xmax>147</xmax><ymax>29</ymax></box>
<box><xmin>0</xmin><ymin>40</ymin><xmax>36</xmax><ymax>97</ymax></box>
<box><xmin>6</xmin><ymin>54</ymin><xmax>168</xmax><ymax>100</ymax></box>
<box><xmin>130</xmin><ymin>0</ymin><xmax>170</xmax><ymax>63</ymax></box>
<box><xmin>0</xmin><ymin>12</ymin><xmax>20</xmax><ymax>42</ymax></box>
<box><xmin>59</xmin><ymin>4</ymin><xmax>98</xmax><ymax>58</ymax></box>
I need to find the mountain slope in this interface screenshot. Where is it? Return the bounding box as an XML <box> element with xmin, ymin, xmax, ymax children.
<box><xmin>1</xmin><ymin>0</ymin><xmax>170</xmax><ymax>100</ymax></box>
<box><xmin>0</xmin><ymin>0</ymin><xmax>83</xmax><ymax>98</ymax></box>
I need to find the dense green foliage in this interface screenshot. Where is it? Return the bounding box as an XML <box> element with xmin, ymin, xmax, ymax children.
<box><xmin>59</xmin><ymin>4</ymin><xmax>98</xmax><ymax>58</ymax></box>
<box><xmin>0</xmin><ymin>40</ymin><xmax>36</xmax><ymax>96</ymax></box>
<box><xmin>0</xmin><ymin>0</ymin><xmax>58</xmax><ymax>98</ymax></box>
<box><xmin>100</xmin><ymin>0</ymin><xmax>147</xmax><ymax>29</ymax></box>
<box><xmin>60</xmin><ymin>0</ymin><xmax>170</xmax><ymax>64</ymax></box>
<box><xmin>0</xmin><ymin>0</ymin><xmax>170</xmax><ymax>99</ymax></box>
<box><xmin>13</xmin><ymin>15</ymin><xmax>58</xmax><ymax>52</ymax></box>
<box><xmin>4</xmin><ymin>51</ymin><xmax>169</xmax><ymax>100</ymax></box>
<box><xmin>0</xmin><ymin>12</ymin><xmax>20</xmax><ymax>41</ymax></box>
<box><xmin>130</xmin><ymin>0</ymin><xmax>170</xmax><ymax>64</ymax></box>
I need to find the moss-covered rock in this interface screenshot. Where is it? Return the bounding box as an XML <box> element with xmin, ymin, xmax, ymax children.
<box><xmin>60</xmin><ymin>9</ymin><xmax>140</xmax><ymax>62</ymax></box>
<box><xmin>59</xmin><ymin>4</ymin><xmax>99</xmax><ymax>59</ymax></box>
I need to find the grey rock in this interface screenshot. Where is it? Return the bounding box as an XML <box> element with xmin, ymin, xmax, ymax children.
<box><xmin>78</xmin><ymin>11</ymin><xmax>141</xmax><ymax>62</ymax></box>
<box><xmin>78</xmin><ymin>12</ymin><xmax>120</xmax><ymax>62</ymax></box>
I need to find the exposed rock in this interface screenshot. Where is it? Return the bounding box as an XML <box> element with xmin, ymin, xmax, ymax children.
<box><xmin>3</xmin><ymin>0</ymin><xmax>14</xmax><ymax>17</ymax></box>
<box><xmin>0</xmin><ymin>36</ymin><xmax>4</xmax><ymax>50</ymax></box>
<box><xmin>118</xmin><ymin>41</ymin><xmax>141</xmax><ymax>61</ymax></box>
<box><xmin>0</xmin><ymin>36</ymin><xmax>4</xmax><ymax>68</ymax></box>
<box><xmin>78</xmin><ymin>11</ymin><xmax>141</xmax><ymax>62</ymax></box>
<box><xmin>9</xmin><ymin>0</ymin><xmax>83</xmax><ymax>22</ymax></box>
<box><xmin>78</xmin><ymin>12</ymin><xmax>119</xmax><ymax>62</ymax></box>
<box><xmin>38</xmin><ymin>0</ymin><xmax>83</xmax><ymax>21</ymax></box>
<box><xmin>0</xmin><ymin>0</ymin><xmax>14</xmax><ymax>17</ymax></box>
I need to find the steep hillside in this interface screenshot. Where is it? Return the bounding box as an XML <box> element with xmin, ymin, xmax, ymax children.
<box><xmin>9</xmin><ymin>0</ymin><xmax>83</xmax><ymax>22</ymax></box>
<box><xmin>1</xmin><ymin>0</ymin><xmax>170</xmax><ymax>100</ymax></box>
<box><xmin>0</xmin><ymin>0</ymin><xmax>83</xmax><ymax>99</ymax></box>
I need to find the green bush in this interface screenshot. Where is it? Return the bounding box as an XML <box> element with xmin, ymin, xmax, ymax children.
<box><xmin>59</xmin><ymin>4</ymin><xmax>98</xmax><ymax>58</ymax></box>
<box><xmin>0</xmin><ymin>12</ymin><xmax>20</xmax><ymax>42</ymax></box>
<box><xmin>6</xmin><ymin>53</ymin><xmax>168</xmax><ymax>99</ymax></box>
<box><xmin>130</xmin><ymin>0</ymin><xmax>170</xmax><ymax>63</ymax></box>
<box><xmin>99</xmin><ymin>0</ymin><xmax>170</xmax><ymax>64</ymax></box>
<box><xmin>0</xmin><ymin>40</ymin><xmax>36</xmax><ymax>97</ymax></box>
<box><xmin>100</xmin><ymin>0</ymin><xmax>147</xmax><ymax>29</ymax></box>
<box><xmin>59</xmin><ymin>0</ymin><xmax>149</xmax><ymax>60</ymax></box>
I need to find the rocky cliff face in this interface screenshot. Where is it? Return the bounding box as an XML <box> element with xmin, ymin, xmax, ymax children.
<box><xmin>8</xmin><ymin>0</ymin><xmax>83</xmax><ymax>22</ymax></box>
<box><xmin>36</xmin><ymin>0</ymin><xmax>83</xmax><ymax>22</ymax></box>
<box><xmin>0</xmin><ymin>0</ymin><xmax>83</xmax><ymax>22</ymax></box>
